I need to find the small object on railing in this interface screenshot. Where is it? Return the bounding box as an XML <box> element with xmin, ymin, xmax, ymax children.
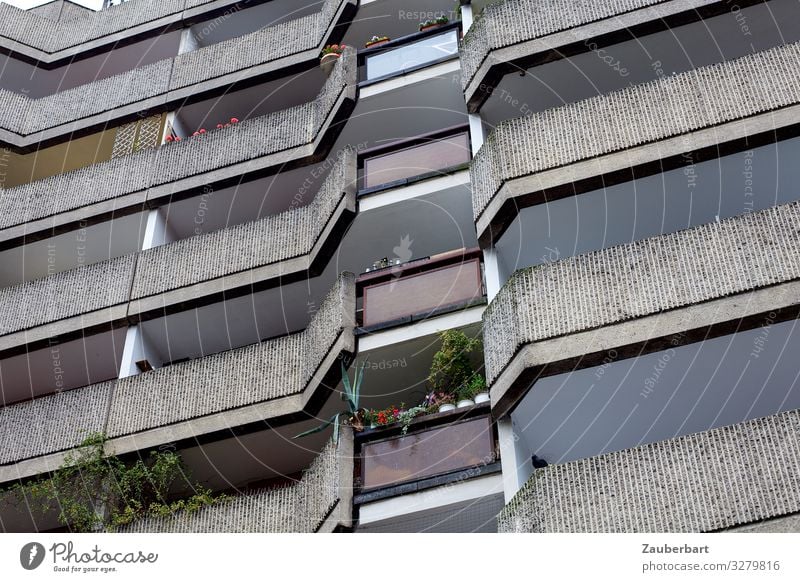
<box><xmin>320</xmin><ymin>44</ymin><xmax>346</xmax><ymax>75</ymax></box>
<box><xmin>365</xmin><ymin>35</ymin><xmax>390</xmax><ymax>49</ymax></box>
<box><xmin>419</xmin><ymin>15</ymin><xmax>449</xmax><ymax>32</ymax></box>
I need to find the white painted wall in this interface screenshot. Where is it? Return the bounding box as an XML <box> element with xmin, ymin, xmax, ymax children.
<box><xmin>3</xmin><ymin>0</ymin><xmax>104</xmax><ymax>10</ymax></box>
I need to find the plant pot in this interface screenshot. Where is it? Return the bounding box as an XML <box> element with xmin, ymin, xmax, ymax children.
<box><xmin>456</xmin><ymin>399</ymin><xmax>475</xmax><ymax>409</ymax></box>
<box><xmin>319</xmin><ymin>53</ymin><xmax>340</xmax><ymax>75</ymax></box>
<box><xmin>474</xmin><ymin>391</ymin><xmax>490</xmax><ymax>404</ymax></box>
<box><xmin>365</xmin><ymin>39</ymin><xmax>390</xmax><ymax>49</ymax></box>
<box><xmin>420</xmin><ymin>23</ymin><xmax>444</xmax><ymax>33</ymax></box>
<box><xmin>438</xmin><ymin>403</ymin><xmax>456</xmax><ymax>413</ymax></box>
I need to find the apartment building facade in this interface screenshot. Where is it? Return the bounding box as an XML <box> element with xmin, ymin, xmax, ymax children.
<box><xmin>0</xmin><ymin>0</ymin><xmax>798</xmax><ymax>533</ymax></box>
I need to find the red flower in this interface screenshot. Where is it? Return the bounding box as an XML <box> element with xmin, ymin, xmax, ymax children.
<box><xmin>175</xmin><ymin>137</ymin><xmax>182</xmax><ymax>141</ymax></box>
<box><xmin>230</xmin><ymin>117</ymin><xmax>239</xmax><ymax>124</ymax></box>
<box><xmin>216</xmin><ymin>124</ymin><xmax>224</xmax><ymax>129</ymax></box>
<box><xmin>165</xmin><ymin>135</ymin><xmax>174</xmax><ymax>142</ymax></box>
<box><xmin>192</xmin><ymin>131</ymin><xmax>200</xmax><ymax>136</ymax></box>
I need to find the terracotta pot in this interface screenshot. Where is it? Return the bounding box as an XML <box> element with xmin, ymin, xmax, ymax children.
<box><xmin>319</xmin><ymin>53</ymin><xmax>340</xmax><ymax>75</ymax></box>
<box><xmin>420</xmin><ymin>23</ymin><xmax>444</xmax><ymax>33</ymax></box>
<box><xmin>365</xmin><ymin>39</ymin><xmax>390</xmax><ymax>49</ymax></box>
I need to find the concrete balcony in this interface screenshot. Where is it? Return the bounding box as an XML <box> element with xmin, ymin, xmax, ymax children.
<box><xmin>0</xmin><ymin>51</ymin><xmax>357</xmax><ymax>246</ymax></box>
<box><xmin>0</xmin><ymin>0</ymin><xmax>292</xmax><ymax>63</ymax></box>
<box><xmin>119</xmin><ymin>433</ymin><xmax>353</xmax><ymax>533</ymax></box>
<box><xmin>470</xmin><ymin>40</ymin><xmax>800</xmax><ymax>244</ymax></box>
<box><xmin>498</xmin><ymin>409</ymin><xmax>800</xmax><ymax>532</ymax></box>
<box><xmin>460</xmin><ymin>0</ymin><xmax>754</xmax><ymax>112</ymax></box>
<box><xmin>129</xmin><ymin>148</ymin><xmax>356</xmax><ymax>316</ymax></box>
<box><xmin>483</xmin><ymin>201</ymin><xmax>800</xmax><ymax>417</ymax></box>
<box><xmin>106</xmin><ymin>272</ymin><xmax>356</xmax><ymax>454</ymax></box>
<box><xmin>0</xmin><ymin>254</ymin><xmax>135</xmax><ymax>341</ymax></box>
<box><xmin>0</xmin><ymin>274</ymin><xmax>355</xmax><ymax>479</ymax></box>
<box><xmin>0</xmin><ymin>0</ymin><xmax>356</xmax><ymax>150</ymax></box>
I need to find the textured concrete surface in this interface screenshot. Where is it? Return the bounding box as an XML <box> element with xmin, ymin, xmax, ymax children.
<box><xmin>0</xmin><ymin>50</ymin><xmax>356</xmax><ymax>234</ymax></box>
<box><xmin>471</xmin><ymin>41</ymin><xmax>800</xmax><ymax>223</ymax></box>
<box><xmin>0</xmin><ymin>0</ymin><xmax>353</xmax><ymax>146</ymax></box>
<box><xmin>0</xmin><ymin>254</ymin><xmax>136</xmax><ymax>336</ymax></box>
<box><xmin>0</xmin><ymin>275</ymin><xmax>354</xmax><ymax>466</ymax></box>
<box><xmin>724</xmin><ymin>512</ymin><xmax>800</xmax><ymax>533</ymax></box>
<box><xmin>119</xmin><ymin>432</ymin><xmax>352</xmax><ymax>532</ymax></box>
<box><xmin>483</xmin><ymin>201</ymin><xmax>800</xmax><ymax>384</ymax></box>
<box><xmin>106</xmin><ymin>273</ymin><xmax>355</xmax><ymax>438</ymax></box>
<box><xmin>0</xmin><ymin>0</ymin><xmax>240</xmax><ymax>59</ymax></box>
<box><xmin>498</xmin><ymin>409</ymin><xmax>800</xmax><ymax>532</ymax></box>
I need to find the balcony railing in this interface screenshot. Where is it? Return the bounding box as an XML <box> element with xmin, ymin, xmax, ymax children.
<box><xmin>0</xmin><ymin>275</ymin><xmax>354</xmax><ymax>469</ymax></box>
<box><xmin>106</xmin><ymin>274</ymin><xmax>355</xmax><ymax>441</ymax></box>
<box><xmin>0</xmin><ymin>254</ymin><xmax>136</xmax><ymax>336</ymax></box>
<box><xmin>363</xmin><ymin>26</ymin><xmax>459</xmax><ymax>81</ymax></box>
<box><xmin>0</xmin><ymin>51</ymin><xmax>357</xmax><ymax>235</ymax></box>
<box><xmin>459</xmin><ymin>0</ymin><xmax>709</xmax><ymax>108</ymax></box>
<box><xmin>130</xmin><ymin>148</ymin><xmax>356</xmax><ymax>301</ymax></box>
<box><xmin>355</xmin><ymin>406</ymin><xmax>497</xmax><ymax>498</ymax></box>
<box><xmin>356</xmin><ymin>247</ymin><xmax>484</xmax><ymax>332</ymax></box>
<box><xmin>498</xmin><ymin>408</ymin><xmax>800</xmax><ymax>532</ymax></box>
<box><xmin>360</xmin><ymin>125</ymin><xmax>471</xmax><ymax>192</ymax></box>
<box><xmin>483</xmin><ymin>201</ymin><xmax>800</xmax><ymax>391</ymax></box>
<box><xmin>0</xmin><ymin>381</ymin><xmax>114</xmax><ymax>465</ymax></box>
<box><xmin>0</xmin><ymin>0</ymin><xmax>355</xmax><ymax>147</ymax></box>
<box><xmin>120</xmin><ymin>432</ymin><xmax>353</xmax><ymax>533</ymax></box>
<box><xmin>471</xmin><ymin>41</ymin><xmax>800</xmax><ymax>240</ymax></box>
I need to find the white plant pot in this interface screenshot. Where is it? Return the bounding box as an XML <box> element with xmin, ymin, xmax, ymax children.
<box><xmin>438</xmin><ymin>403</ymin><xmax>456</xmax><ymax>413</ymax></box>
<box><xmin>474</xmin><ymin>392</ymin><xmax>490</xmax><ymax>404</ymax></box>
<box><xmin>319</xmin><ymin>53</ymin><xmax>340</xmax><ymax>75</ymax></box>
<box><xmin>456</xmin><ymin>399</ymin><xmax>475</xmax><ymax>409</ymax></box>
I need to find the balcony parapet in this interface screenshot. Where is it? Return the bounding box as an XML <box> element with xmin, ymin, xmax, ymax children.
<box><xmin>0</xmin><ymin>0</ymin><xmax>272</xmax><ymax>62</ymax></box>
<box><xmin>498</xmin><ymin>409</ymin><xmax>800</xmax><ymax>532</ymax></box>
<box><xmin>105</xmin><ymin>273</ymin><xmax>356</xmax><ymax>448</ymax></box>
<box><xmin>119</xmin><ymin>430</ymin><xmax>354</xmax><ymax>532</ymax></box>
<box><xmin>471</xmin><ymin>41</ymin><xmax>800</xmax><ymax>243</ymax></box>
<box><xmin>0</xmin><ymin>0</ymin><xmax>356</xmax><ymax>149</ymax></box>
<box><xmin>130</xmin><ymin>148</ymin><xmax>356</xmax><ymax>304</ymax></box>
<box><xmin>0</xmin><ymin>254</ymin><xmax>136</xmax><ymax>336</ymax></box>
<box><xmin>0</xmin><ymin>50</ymin><xmax>357</xmax><ymax>242</ymax></box>
<box><xmin>459</xmin><ymin>0</ymin><xmax>740</xmax><ymax>111</ymax></box>
<box><xmin>483</xmin><ymin>201</ymin><xmax>800</xmax><ymax>405</ymax></box>
<box><xmin>0</xmin><ymin>381</ymin><xmax>115</xmax><ymax>465</ymax></box>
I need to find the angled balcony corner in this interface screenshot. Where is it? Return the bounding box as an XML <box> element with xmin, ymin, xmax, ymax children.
<box><xmin>498</xmin><ymin>409</ymin><xmax>800</xmax><ymax>532</ymax></box>
<box><xmin>470</xmin><ymin>41</ymin><xmax>800</xmax><ymax>244</ymax></box>
<box><xmin>0</xmin><ymin>254</ymin><xmax>136</xmax><ymax>341</ymax></box>
<box><xmin>104</xmin><ymin>273</ymin><xmax>356</xmax><ymax>455</ymax></box>
<box><xmin>0</xmin><ymin>0</ymin><xmax>357</xmax><ymax>149</ymax></box>
<box><xmin>0</xmin><ymin>50</ymin><xmax>358</xmax><ymax>244</ymax></box>
<box><xmin>459</xmin><ymin>0</ymin><xmax>735</xmax><ymax>111</ymax></box>
<box><xmin>483</xmin><ymin>201</ymin><xmax>800</xmax><ymax>416</ymax></box>
<box><xmin>0</xmin><ymin>0</ymin><xmax>226</xmax><ymax>61</ymax></box>
<box><xmin>128</xmin><ymin>147</ymin><xmax>357</xmax><ymax>315</ymax></box>
<box><xmin>119</xmin><ymin>429</ymin><xmax>354</xmax><ymax>533</ymax></box>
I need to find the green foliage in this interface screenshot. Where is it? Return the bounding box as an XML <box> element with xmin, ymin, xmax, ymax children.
<box><xmin>295</xmin><ymin>361</ymin><xmax>367</xmax><ymax>440</ymax></box>
<box><xmin>457</xmin><ymin>373</ymin><xmax>487</xmax><ymax>402</ymax></box>
<box><xmin>2</xmin><ymin>433</ymin><xmax>225</xmax><ymax>532</ymax></box>
<box><xmin>428</xmin><ymin>329</ymin><xmax>485</xmax><ymax>399</ymax></box>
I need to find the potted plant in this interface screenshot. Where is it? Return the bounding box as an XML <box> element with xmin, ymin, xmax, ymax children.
<box><xmin>365</xmin><ymin>35</ymin><xmax>390</xmax><ymax>49</ymax></box>
<box><xmin>320</xmin><ymin>44</ymin><xmax>346</xmax><ymax>75</ymax></box>
<box><xmin>424</xmin><ymin>391</ymin><xmax>456</xmax><ymax>413</ymax></box>
<box><xmin>419</xmin><ymin>15</ymin><xmax>449</xmax><ymax>33</ymax></box>
<box><xmin>428</xmin><ymin>329</ymin><xmax>484</xmax><ymax>409</ymax></box>
<box><xmin>294</xmin><ymin>361</ymin><xmax>367</xmax><ymax>440</ymax></box>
